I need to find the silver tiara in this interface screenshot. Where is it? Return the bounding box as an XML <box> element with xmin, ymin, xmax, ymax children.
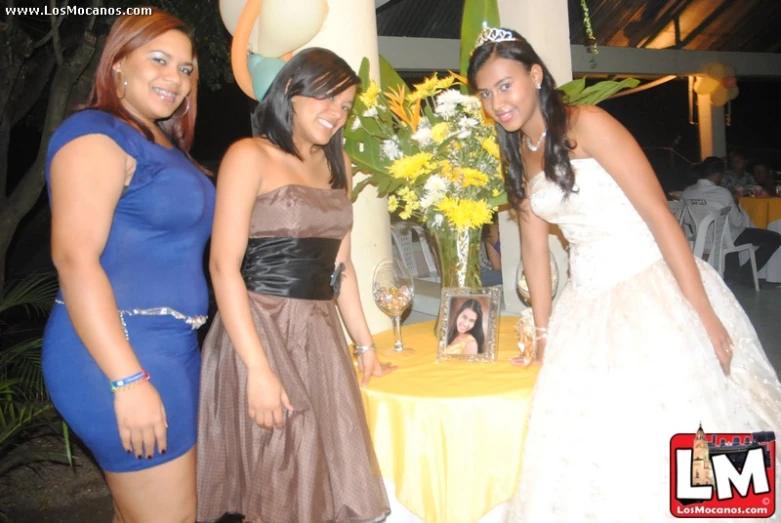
<box><xmin>474</xmin><ymin>26</ymin><xmax>519</xmax><ymax>48</ymax></box>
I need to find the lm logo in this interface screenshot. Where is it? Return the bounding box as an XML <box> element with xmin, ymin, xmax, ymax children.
<box><xmin>670</xmin><ymin>424</ymin><xmax>776</xmax><ymax>518</ymax></box>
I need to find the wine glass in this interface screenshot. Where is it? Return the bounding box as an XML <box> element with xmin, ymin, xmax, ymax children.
<box><xmin>515</xmin><ymin>254</ymin><xmax>559</xmax><ymax>306</ymax></box>
<box><xmin>514</xmin><ymin>255</ymin><xmax>559</xmax><ymax>363</ymax></box>
<box><xmin>372</xmin><ymin>259</ymin><xmax>415</xmax><ymax>356</ymax></box>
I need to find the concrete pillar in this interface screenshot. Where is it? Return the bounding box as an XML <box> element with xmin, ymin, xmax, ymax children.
<box><xmin>496</xmin><ymin>0</ymin><xmax>572</xmax><ymax>314</ymax></box>
<box><xmin>302</xmin><ymin>0</ymin><xmax>393</xmax><ymax>333</ymax></box>
<box><xmin>697</xmin><ymin>94</ymin><xmax>727</xmax><ymax>160</ymax></box>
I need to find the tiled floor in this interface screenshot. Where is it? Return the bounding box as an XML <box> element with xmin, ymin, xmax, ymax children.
<box><xmin>728</xmin><ymin>281</ymin><xmax>781</xmax><ymax>373</ymax></box>
<box><xmin>405</xmin><ymin>281</ymin><xmax>781</xmax><ymax>375</ymax></box>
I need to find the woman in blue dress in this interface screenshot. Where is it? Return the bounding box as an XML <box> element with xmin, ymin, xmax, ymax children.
<box><xmin>43</xmin><ymin>10</ymin><xmax>214</xmax><ymax>523</ymax></box>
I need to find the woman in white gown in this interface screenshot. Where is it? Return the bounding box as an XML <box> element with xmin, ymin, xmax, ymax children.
<box><xmin>468</xmin><ymin>27</ymin><xmax>781</xmax><ymax>522</ymax></box>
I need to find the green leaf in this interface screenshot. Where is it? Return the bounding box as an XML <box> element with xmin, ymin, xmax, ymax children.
<box><xmin>558</xmin><ymin>78</ymin><xmax>586</xmax><ymax>103</ymax></box>
<box><xmin>563</xmin><ymin>78</ymin><xmax>640</xmax><ymax>105</ymax></box>
<box><xmin>460</xmin><ymin>0</ymin><xmax>501</xmax><ymax>78</ymax></box>
<box><xmin>379</xmin><ymin>54</ymin><xmax>407</xmax><ymax>92</ymax></box>
<box><xmin>351</xmin><ymin>178</ymin><xmax>374</xmax><ymax>201</ymax></box>
<box><xmin>0</xmin><ymin>272</ymin><xmax>58</xmax><ymax>316</ymax></box>
<box><xmin>358</xmin><ymin>57</ymin><xmax>372</xmax><ymax>90</ymax></box>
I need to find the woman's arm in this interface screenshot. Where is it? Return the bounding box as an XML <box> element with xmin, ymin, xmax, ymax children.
<box><xmin>516</xmin><ymin>195</ymin><xmax>553</xmax><ymax>363</ymax></box>
<box><xmin>576</xmin><ymin>105</ymin><xmax>732</xmax><ymax>375</ymax></box>
<box><xmin>209</xmin><ymin>139</ymin><xmax>292</xmax><ymax>427</ymax></box>
<box><xmin>334</xmin><ymin>154</ymin><xmax>396</xmax><ymax>385</ymax></box>
<box><xmin>50</xmin><ymin>134</ymin><xmax>167</xmax><ymax>457</ymax></box>
<box><xmin>485</xmin><ymin>239</ymin><xmax>502</xmax><ymax>270</ymax></box>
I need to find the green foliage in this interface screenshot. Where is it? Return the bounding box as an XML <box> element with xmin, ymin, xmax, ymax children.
<box><xmin>459</xmin><ymin>0</ymin><xmax>501</xmax><ymax>78</ymax></box>
<box><xmin>0</xmin><ymin>273</ymin><xmax>68</xmax><ymax>478</ymax></box>
<box><xmin>559</xmin><ymin>77</ymin><xmax>640</xmax><ymax>105</ymax></box>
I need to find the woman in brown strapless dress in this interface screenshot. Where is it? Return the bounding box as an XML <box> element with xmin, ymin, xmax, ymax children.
<box><xmin>196</xmin><ymin>48</ymin><xmax>395</xmax><ymax>523</ymax></box>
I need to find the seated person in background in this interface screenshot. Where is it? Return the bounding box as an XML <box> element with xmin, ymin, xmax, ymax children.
<box><xmin>683</xmin><ymin>157</ymin><xmax>781</xmax><ymax>284</ymax></box>
<box><xmin>720</xmin><ymin>151</ymin><xmax>756</xmax><ymax>196</ymax></box>
<box><xmin>752</xmin><ymin>160</ymin><xmax>777</xmax><ymax>195</ymax></box>
<box><xmin>479</xmin><ymin>216</ymin><xmax>503</xmax><ymax>286</ymax></box>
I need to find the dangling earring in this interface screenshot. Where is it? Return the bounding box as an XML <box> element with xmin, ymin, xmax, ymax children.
<box><xmin>536</xmin><ymin>83</ymin><xmax>542</xmax><ymax>90</ymax></box>
<box><xmin>116</xmin><ymin>71</ymin><xmax>128</xmax><ymax>99</ymax></box>
<box><xmin>174</xmin><ymin>97</ymin><xmax>190</xmax><ymax>118</ymax></box>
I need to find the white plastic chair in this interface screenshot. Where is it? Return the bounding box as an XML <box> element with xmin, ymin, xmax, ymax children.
<box><xmin>390</xmin><ymin>222</ymin><xmax>439</xmax><ymax>280</ymax></box>
<box><xmin>691</xmin><ymin>206</ymin><xmax>759</xmax><ymax>290</ymax></box>
<box><xmin>667</xmin><ymin>200</ymin><xmax>685</xmax><ymax>224</ymax></box>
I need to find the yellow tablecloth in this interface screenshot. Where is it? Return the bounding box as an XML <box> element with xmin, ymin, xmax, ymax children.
<box><xmin>740</xmin><ymin>197</ymin><xmax>781</xmax><ymax>229</ymax></box>
<box><xmin>359</xmin><ymin>317</ymin><xmax>539</xmax><ymax>523</ymax></box>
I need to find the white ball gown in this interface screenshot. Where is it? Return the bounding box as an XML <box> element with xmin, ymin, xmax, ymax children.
<box><xmin>505</xmin><ymin>158</ymin><xmax>781</xmax><ymax>522</ymax></box>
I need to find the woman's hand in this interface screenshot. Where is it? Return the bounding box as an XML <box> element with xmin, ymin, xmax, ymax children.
<box><xmin>114</xmin><ymin>381</ymin><xmax>168</xmax><ymax>459</ymax></box>
<box><xmin>700</xmin><ymin>311</ymin><xmax>733</xmax><ymax>376</ymax></box>
<box><xmin>358</xmin><ymin>350</ymin><xmax>397</xmax><ymax>386</ymax></box>
<box><xmin>511</xmin><ymin>338</ymin><xmax>546</xmax><ymax>367</ymax></box>
<box><xmin>246</xmin><ymin>368</ymin><xmax>294</xmax><ymax>429</ymax></box>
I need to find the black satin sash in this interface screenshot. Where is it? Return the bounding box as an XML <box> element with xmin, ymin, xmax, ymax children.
<box><xmin>241</xmin><ymin>237</ymin><xmax>341</xmax><ymax>300</ymax></box>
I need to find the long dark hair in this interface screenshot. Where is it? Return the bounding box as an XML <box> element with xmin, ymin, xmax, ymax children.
<box><xmin>447</xmin><ymin>299</ymin><xmax>485</xmax><ymax>354</ymax></box>
<box><xmin>467</xmin><ymin>29</ymin><xmax>575</xmax><ymax>207</ymax></box>
<box><xmin>252</xmin><ymin>48</ymin><xmax>360</xmax><ymax>190</ymax></box>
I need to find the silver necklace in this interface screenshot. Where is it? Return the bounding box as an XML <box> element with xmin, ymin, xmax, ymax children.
<box><xmin>525</xmin><ymin>131</ymin><xmax>547</xmax><ymax>152</ymax></box>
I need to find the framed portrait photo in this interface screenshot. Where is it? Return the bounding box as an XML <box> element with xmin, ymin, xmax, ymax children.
<box><xmin>436</xmin><ymin>287</ymin><xmax>502</xmax><ymax>362</ymax></box>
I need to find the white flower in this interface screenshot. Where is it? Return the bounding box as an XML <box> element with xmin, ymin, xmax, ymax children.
<box><xmin>362</xmin><ymin>106</ymin><xmax>378</xmax><ymax>118</ymax></box>
<box><xmin>424</xmin><ymin>175</ymin><xmax>448</xmax><ymax>194</ymax></box>
<box><xmin>359</xmin><ymin>142</ymin><xmax>365</xmax><ymax>153</ymax></box>
<box><xmin>350</xmin><ymin>118</ymin><xmax>361</xmax><ymax>131</ymax></box>
<box><xmin>458</xmin><ymin>116</ymin><xmax>480</xmax><ymax>129</ymax></box>
<box><xmin>411</xmin><ymin>125</ymin><xmax>433</xmax><ymax>147</ymax></box>
<box><xmin>381</xmin><ymin>139</ymin><xmax>402</xmax><ymax>160</ymax></box>
<box><xmin>433</xmin><ymin>213</ymin><xmax>444</xmax><ymax>227</ymax></box>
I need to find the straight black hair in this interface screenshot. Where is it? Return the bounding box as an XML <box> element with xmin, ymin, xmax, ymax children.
<box><xmin>252</xmin><ymin>47</ymin><xmax>360</xmax><ymax>189</ymax></box>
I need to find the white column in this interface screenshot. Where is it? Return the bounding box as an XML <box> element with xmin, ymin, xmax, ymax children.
<box><xmin>696</xmin><ymin>94</ymin><xmax>727</xmax><ymax>160</ymax></box>
<box><xmin>301</xmin><ymin>0</ymin><xmax>393</xmax><ymax>333</ymax></box>
<box><xmin>496</xmin><ymin>0</ymin><xmax>572</xmax><ymax>314</ymax></box>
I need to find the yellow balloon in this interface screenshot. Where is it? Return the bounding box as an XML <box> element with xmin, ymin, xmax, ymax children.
<box><xmin>711</xmin><ymin>87</ymin><xmax>728</xmax><ymax>107</ymax></box>
<box><xmin>694</xmin><ymin>76</ymin><xmax>719</xmax><ymax>95</ymax></box>
<box><xmin>253</xmin><ymin>0</ymin><xmax>328</xmax><ymax>58</ymax></box>
<box><xmin>727</xmin><ymin>86</ymin><xmax>740</xmax><ymax>101</ymax></box>
<box><xmin>705</xmin><ymin>62</ymin><xmax>726</xmax><ymax>80</ymax></box>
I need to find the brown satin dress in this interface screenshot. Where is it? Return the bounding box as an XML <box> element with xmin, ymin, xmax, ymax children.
<box><xmin>196</xmin><ymin>185</ymin><xmax>390</xmax><ymax>523</ymax></box>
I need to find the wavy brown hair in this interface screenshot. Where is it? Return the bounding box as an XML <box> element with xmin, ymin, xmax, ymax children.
<box><xmin>83</xmin><ymin>8</ymin><xmax>199</xmax><ymax>157</ymax></box>
<box><xmin>467</xmin><ymin>29</ymin><xmax>576</xmax><ymax>207</ymax></box>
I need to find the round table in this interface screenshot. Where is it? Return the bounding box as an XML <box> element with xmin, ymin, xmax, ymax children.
<box><xmin>358</xmin><ymin>317</ymin><xmax>539</xmax><ymax>523</ymax></box>
<box><xmin>739</xmin><ymin>196</ymin><xmax>781</xmax><ymax>230</ymax></box>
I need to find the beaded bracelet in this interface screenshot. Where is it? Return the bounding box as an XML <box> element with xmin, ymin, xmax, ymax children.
<box><xmin>111</xmin><ymin>371</ymin><xmax>150</xmax><ymax>392</ymax></box>
<box><xmin>535</xmin><ymin>327</ymin><xmax>548</xmax><ymax>340</ymax></box>
<box><xmin>353</xmin><ymin>343</ymin><xmax>376</xmax><ymax>357</ymax></box>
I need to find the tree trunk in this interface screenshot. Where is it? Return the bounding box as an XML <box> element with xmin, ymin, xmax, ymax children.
<box><xmin>0</xmin><ymin>31</ymin><xmax>97</xmax><ymax>297</ymax></box>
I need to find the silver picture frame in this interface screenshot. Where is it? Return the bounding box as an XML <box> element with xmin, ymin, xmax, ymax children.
<box><xmin>436</xmin><ymin>286</ymin><xmax>502</xmax><ymax>362</ymax></box>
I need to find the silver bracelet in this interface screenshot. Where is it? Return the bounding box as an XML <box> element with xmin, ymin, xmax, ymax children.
<box><xmin>353</xmin><ymin>342</ymin><xmax>376</xmax><ymax>357</ymax></box>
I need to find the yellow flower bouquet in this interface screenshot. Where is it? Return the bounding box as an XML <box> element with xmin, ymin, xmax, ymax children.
<box><xmin>345</xmin><ymin>63</ymin><xmax>504</xmax><ymax>288</ymax></box>
<box><xmin>344</xmin><ymin>58</ymin><xmax>638</xmax><ymax>289</ymax></box>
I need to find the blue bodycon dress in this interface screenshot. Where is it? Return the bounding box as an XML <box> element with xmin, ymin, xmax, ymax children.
<box><xmin>42</xmin><ymin>109</ymin><xmax>215</xmax><ymax>473</ymax></box>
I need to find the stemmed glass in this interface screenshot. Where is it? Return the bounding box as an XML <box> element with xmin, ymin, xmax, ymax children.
<box><xmin>515</xmin><ymin>254</ymin><xmax>559</xmax><ymax>305</ymax></box>
<box><xmin>514</xmin><ymin>254</ymin><xmax>559</xmax><ymax>364</ymax></box>
<box><xmin>372</xmin><ymin>259</ymin><xmax>416</xmax><ymax>356</ymax></box>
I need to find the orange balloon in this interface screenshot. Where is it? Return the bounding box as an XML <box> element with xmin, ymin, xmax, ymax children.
<box><xmin>711</xmin><ymin>87</ymin><xmax>728</xmax><ymax>107</ymax></box>
<box><xmin>232</xmin><ymin>0</ymin><xmax>264</xmax><ymax>100</ymax></box>
<box><xmin>722</xmin><ymin>76</ymin><xmax>737</xmax><ymax>89</ymax></box>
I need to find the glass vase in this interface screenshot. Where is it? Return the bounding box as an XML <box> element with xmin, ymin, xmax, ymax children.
<box><xmin>428</xmin><ymin>224</ymin><xmax>482</xmax><ymax>289</ymax></box>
